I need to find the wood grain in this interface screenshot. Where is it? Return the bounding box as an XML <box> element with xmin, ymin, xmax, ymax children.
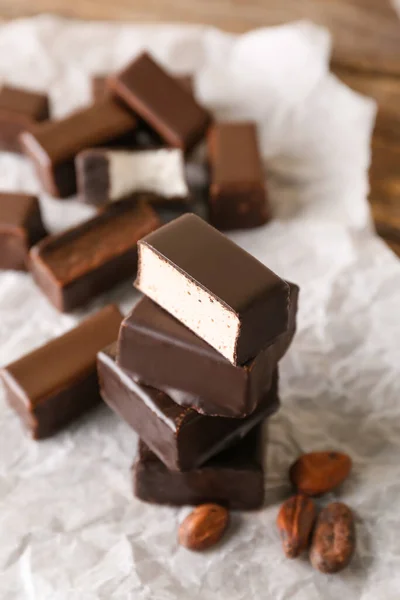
<box><xmin>0</xmin><ymin>0</ymin><xmax>400</xmax><ymax>256</ymax></box>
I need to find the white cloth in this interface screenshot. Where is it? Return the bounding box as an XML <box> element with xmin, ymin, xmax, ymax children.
<box><xmin>0</xmin><ymin>15</ymin><xmax>399</xmax><ymax>600</ymax></box>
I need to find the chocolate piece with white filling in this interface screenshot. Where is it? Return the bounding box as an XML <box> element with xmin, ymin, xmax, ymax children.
<box><xmin>208</xmin><ymin>122</ymin><xmax>270</xmax><ymax>230</ymax></box>
<box><xmin>97</xmin><ymin>344</ymin><xmax>280</xmax><ymax>471</ymax></box>
<box><xmin>76</xmin><ymin>148</ymin><xmax>189</xmax><ymax>207</ymax></box>
<box><xmin>135</xmin><ymin>213</ymin><xmax>290</xmax><ymax>365</ymax></box>
<box><xmin>118</xmin><ymin>283</ymin><xmax>297</xmax><ymax>417</ymax></box>
<box><xmin>133</xmin><ymin>423</ymin><xmax>266</xmax><ymax>509</ymax></box>
<box><xmin>0</xmin><ymin>85</ymin><xmax>49</xmax><ymax>153</ymax></box>
<box><xmin>20</xmin><ymin>98</ymin><xmax>138</xmax><ymax>198</ymax></box>
<box><xmin>0</xmin><ymin>305</ymin><xmax>123</xmax><ymax>439</ymax></box>
<box><xmin>109</xmin><ymin>53</ymin><xmax>210</xmax><ymax>151</ymax></box>
<box><xmin>0</xmin><ymin>192</ymin><xmax>47</xmax><ymax>271</ymax></box>
<box><xmin>30</xmin><ymin>198</ymin><xmax>160</xmax><ymax>312</ymax></box>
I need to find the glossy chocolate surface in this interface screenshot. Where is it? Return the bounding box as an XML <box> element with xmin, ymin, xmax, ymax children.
<box><xmin>136</xmin><ymin>214</ymin><xmax>290</xmax><ymax>364</ymax></box>
<box><xmin>0</xmin><ymin>305</ymin><xmax>123</xmax><ymax>439</ymax></box>
<box><xmin>109</xmin><ymin>53</ymin><xmax>210</xmax><ymax>151</ymax></box>
<box><xmin>30</xmin><ymin>199</ymin><xmax>160</xmax><ymax>312</ymax></box>
<box><xmin>20</xmin><ymin>98</ymin><xmax>138</xmax><ymax>197</ymax></box>
<box><xmin>97</xmin><ymin>344</ymin><xmax>279</xmax><ymax>471</ymax></box>
<box><xmin>118</xmin><ymin>283</ymin><xmax>298</xmax><ymax>417</ymax></box>
<box><xmin>0</xmin><ymin>192</ymin><xmax>47</xmax><ymax>271</ymax></box>
<box><xmin>134</xmin><ymin>423</ymin><xmax>266</xmax><ymax>510</ymax></box>
<box><xmin>208</xmin><ymin>122</ymin><xmax>270</xmax><ymax>230</ymax></box>
<box><xmin>0</xmin><ymin>85</ymin><xmax>49</xmax><ymax>153</ymax></box>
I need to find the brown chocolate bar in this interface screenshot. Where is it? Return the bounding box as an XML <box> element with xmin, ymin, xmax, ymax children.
<box><xmin>0</xmin><ymin>305</ymin><xmax>123</xmax><ymax>439</ymax></box>
<box><xmin>30</xmin><ymin>199</ymin><xmax>160</xmax><ymax>312</ymax></box>
<box><xmin>134</xmin><ymin>423</ymin><xmax>266</xmax><ymax>510</ymax></box>
<box><xmin>0</xmin><ymin>85</ymin><xmax>49</xmax><ymax>153</ymax></box>
<box><xmin>0</xmin><ymin>192</ymin><xmax>47</xmax><ymax>271</ymax></box>
<box><xmin>97</xmin><ymin>344</ymin><xmax>279</xmax><ymax>471</ymax></box>
<box><xmin>118</xmin><ymin>282</ymin><xmax>298</xmax><ymax>417</ymax></box>
<box><xmin>20</xmin><ymin>98</ymin><xmax>138</xmax><ymax>198</ymax></box>
<box><xmin>135</xmin><ymin>214</ymin><xmax>290</xmax><ymax>365</ymax></box>
<box><xmin>208</xmin><ymin>122</ymin><xmax>270</xmax><ymax>230</ymax></box>
<box><xmin>109</xmin><ymin>53</ymin><xmax>210</xmax><ymax>151</ymax></box>
<box><xmin>76</xmin><ymin>148</ymin><xmax>189</xmax><ymax>207</ymax></box>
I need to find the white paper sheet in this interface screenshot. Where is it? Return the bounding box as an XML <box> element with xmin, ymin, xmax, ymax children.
<box><xmin>0</xmin><ymin>15</ymin><xmax>399</xmax><ymax>600</ymax></box>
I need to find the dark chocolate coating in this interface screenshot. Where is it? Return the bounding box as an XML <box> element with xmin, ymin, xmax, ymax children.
<box><xmin>118</xmin><ymin>283</ymin><xmax>298</xmax><ymax>417</ymax></box>
<box><xmin>19</xmin><ymin>98</ymin><xmax>138</xmax><ymax>198</ymax></box>
<box><xmin>0</xmin><ymin>305</ymin><xmax>123</xmax><ymax>439</ymax></box>
<box><xmin>208</xmin><ymin>122</ymin><xmax>270</xmax><ymax>230</ymax></box>
<box><xmin>30</xmin><ymin>199</ymin><xmax>160</xmax><ymax>312</ymax></box>
<box><xmin>0</xmin><ymin>85</ymin><xmax>49</xmax><ymax>153</ymax></box>
<box><xmin>136</xmin><ymin>213</ymin><xmax>290</xmax><ymax>365</ymax></box>
<box><xmin>97</xmin><ymin>344</ymin><xmax>279</xmax><ymax>471</ymax></box>
<box><xmin>133</xmin><ymin>423</ymin><xmax>266</xmax><ymax>510</ymax></box>
<box><xmin>0</xmin><ymin>192</ymin><xmax>47</xmax><ymax>271</ymax></box>
<box><xmin>109</xmin><ymin>53</ymin><xmax>210</xmax><ymax>151</ymax></box>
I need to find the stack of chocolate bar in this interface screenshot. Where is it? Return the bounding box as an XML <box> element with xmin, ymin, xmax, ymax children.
<box><xmin>98</xmin><ymin>213</ymin><xmax>299</xmax><ymax>509</ymax></box>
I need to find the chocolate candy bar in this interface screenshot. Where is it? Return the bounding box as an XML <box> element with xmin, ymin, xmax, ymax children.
<box><xmin>0</xmin><ymin>305</ymin><xmax>122</xmax><ymax>439</ymax></box>
<box><xmin>97</xmin><ymin>344</ymin><xmax>279</xmax><ymax>471</ymax></box>
<box><xmin>0</xmin><ymin>85</ymin><xmax>49</xmax><ymax>153</ymax></box>
<box><xmin>0</xmin><ymin>193</ymin><xmax>47</xmax><ymax>271</ymax></box>
<box><xmin>208</xmin><ymin>122</ymin><xmax>270</xmax><ymax>230</ymax></box>
<box><xmin>76</xmin><ymin>148</ymin><xmax>189</xmax><ymax>207</ymax></box>
<box><xmin>109</xmin><ymin>53</ymin><xmax>210</xmax><ymax>151</ymax></box>
<box><xmin>134</xmin><ymin>423</ymin><xmax>266</xmax><ymax>509</ymax></box>
<box><xmin>135</xmin><ymin>213</ymin><xmax>290</xmax><ymax>365</ymax></box>
<box><xmin>20</xmin><ymin>98</ymin><xmax>138</xmax><ymax>198</ymax></box>
<box><xmin>92</xmin><ymin>73</ymin><xmax>194</xmax><ymax>102</ymax></box>
<box><xmin>118</xmin><ymin>283</ymin><xmax>297</xmax><ymax>417</ymax></box>
<box><xmin>30</xmin><ymin>199</ymin><xmax>160</xmax><ymax>312</ymax></box>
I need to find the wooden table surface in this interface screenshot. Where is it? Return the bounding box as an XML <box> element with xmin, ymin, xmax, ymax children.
<box><xmin>1</xmin><ymin>0</ymin><xmax>400</xmax><ymax>256</ymax></box>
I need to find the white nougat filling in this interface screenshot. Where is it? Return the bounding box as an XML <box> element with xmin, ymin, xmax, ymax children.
<box><xmin>137</xmin><ymin>244</ymin><xmax>240</xmax><ymax>363</ymax></box>
<box><xmin>108</xmin><ymin>149</ymin><xmax>189</xmax><ymax>201</ymax></box>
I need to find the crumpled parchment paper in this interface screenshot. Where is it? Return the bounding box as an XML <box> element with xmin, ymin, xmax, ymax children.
<box><xmin>0</xmin><ymin>15</ymin><xmax>399</xmax><ymax>600</ymax></box>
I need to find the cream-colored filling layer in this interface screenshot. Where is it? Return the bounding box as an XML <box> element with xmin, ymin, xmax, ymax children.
<box><xmin>108</xmin><ymin>149</ymin><xmax>188</xmax><ymax>201</ymax></box>
<box><xmin>137</xmin><ymin>245</ymin><xmax>240</xmax><ymax>363</ymax></box>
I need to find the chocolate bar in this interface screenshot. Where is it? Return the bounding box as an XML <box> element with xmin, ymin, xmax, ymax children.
<box><xmin>30</xmin><ymin>199</ymin><xmax>160</xmax><ymax>312</ymax></box>
<box><xmin>109</xmin><ymin>53</ymin><xmax>210</xmax><ymax>151</ymax></box>
<box><xmin>118</xmin><ymin>283</ymin><xmax>297</xmax><ymax>417</ymax></box>
<box><xmin>135</xmin><ymin>213</ymin><xmax>290</xmax><ymax>365</ymax></box>
<box><xmin>134</xmin><ymin>424</ymin><xmax>266</xmax><ymax>509</ymax></box>
<box><xmin>92</xmin><ymin>73</ymin><xmax>194</xmax><ymax>102</ymax></box>
<box><xmin>208</xmin><ymin>122</ymin><xmax>270</xmax><ymax>230</ymax></box>
<box><xmin>76</xmin><ymin>148</ymin><xmax>189</xmax><ymax>207</ymax></box>
<box><xmin>0</xmin><ymin>85</ymin><xmax>49</xmax><ymax>153</ymax></box>
<box><xmin>0</xmin><ymin>192</ymin><xmax>47</xmax><ymax>271</ymax></box>
<box><xmin>0</xmin><ymin>305</ymin><xmax>122</xmax><ymax>439</ymax></box>
<box><xmin>97</xmin><ymin>344</ymin><xmax>279</xmax><ymax>471</ymax></box>
<box><xmin>20</xmin><ymin>98</ymin><xmax>138</xmax><ymax>198</ymax></box>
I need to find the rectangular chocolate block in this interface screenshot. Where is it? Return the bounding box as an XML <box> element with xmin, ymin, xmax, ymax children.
<box><xmin>30</xmin><ymin>199</ymin><xmax>160</xmax><ymax>313</ymax></box>
<box><xmin>0</xmin><ymin>305</ymin><xmax>122</xmax><ymax>439</ymax></box>
<box><xmin>134</xmin><ymin>424</ymin><xmax>266</xmax><ymax>510</ymax></box>
<box><xmin>135</xmin><ymin>213</ymin><xmax>290</xmax><ymax>365</ymax></box>
<box><xmin>0</xmin><ymin>85</ymin><xmax>49</xmax><ymax>153</ymax></box>
<box><xmin>76</xmin><ymin>148</ymin><xmax>189</xmax><ymax>207</ymax></box>
<box><xmin>0</xmin><ymin>193</ymin><xmax>47</xmax><ymax>271</ymax></box>
<box><xmin>91</xmin><ymin>74</ymin><xmax>193</xmax><ymax>102</ymax></box>
<box><xmin>20</xmin><ymin>98</ymin><xmax>138</xmax><ymax>198</ymax></box>
<box><xmin>208</xmin><ymin>122</ymin><xmax>270</xmax><ymax>230</ymax></box>
<box><xmin>97</xmin><ymin>344</ymin><xmax>279</xmax><ymax>471</ymax></box>
<box><xmin>109</xmin><ymin>53</ymin><xmax>210</xmax><ymax>152</ymax></box>
<box><xmin>118</xmin><ymin>283</ymin><xmax>298</xmax><ymax>417</ymax></box>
